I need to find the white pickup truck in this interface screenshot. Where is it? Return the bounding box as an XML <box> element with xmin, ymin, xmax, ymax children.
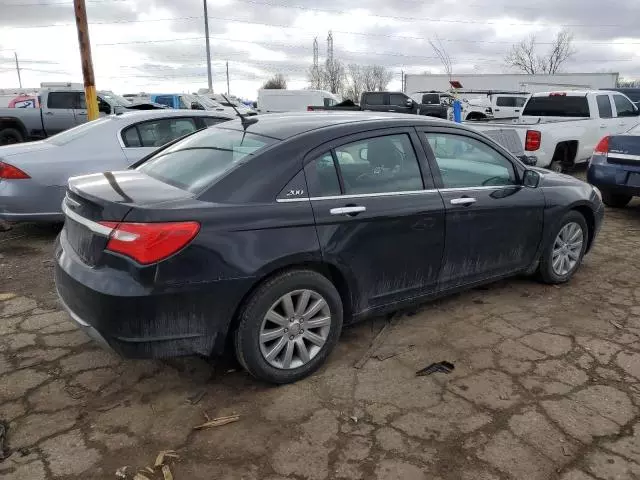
<box><xmin>469</xmin><ymin>90</ymin><xmax>640</xmax><ymax>171</ymax></box>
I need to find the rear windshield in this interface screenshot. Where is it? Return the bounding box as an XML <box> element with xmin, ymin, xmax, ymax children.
<box><xmin>522</xmin><ymin>96</ymin><xmax>590</xmax><ymax>117</ymax></box>
<box><xmin>137</xmin><ymin>127</ymin><xmax>277</xmax><ymax>193</ymax></box>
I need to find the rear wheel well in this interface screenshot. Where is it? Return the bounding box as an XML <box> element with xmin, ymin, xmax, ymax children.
<box><xmin>0</xmin><ymin>119</ymin><xmax>27</xmax><ymax>138</ymax></box>
<box><xmin>466</xmin><ymin>112</ymin><xmax>486</xmax><ymax>120</ymax></box>
<box><xmin>552</xmin><ymin>141</ymin><xmax>578</xmax><ymax>167</ymax></box>
<box><xmin>571</xmin><ymin>205</ymin><xmax>595</xmax><ymax>251</ymax></box>
<box><xmin>225</xmin><ymin>262</ymin><xmax>352</xmax><ymax>346</ymax></box>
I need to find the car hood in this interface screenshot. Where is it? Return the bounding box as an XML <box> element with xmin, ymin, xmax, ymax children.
<box><xmin>533</xmin><ymin>167</ymin><xmax>592</xmax><ymax>189</ymax></box>
<box><xmin>0</xmin><ymin>140</ymin><xmax>56</xmax><ymax>158</ymax></box>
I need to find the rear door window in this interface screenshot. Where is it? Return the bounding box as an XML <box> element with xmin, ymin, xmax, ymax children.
<box><xmin>522</xmin><ymin>96</ymin><xmax>590</xmax><ymax>117</ymax></box>
<box><xmin>596</xmin><ymin>95</ymin><xmax>613</xmax><ymax>118</ymax></box>
<box><xmin>47</xmin><ymin>92</ymin><xmax>78</xmax><ymax>109</ymax></box>
<box><xmin>304</xmin><ymin>153</ymin><xmax>342</xmax><ymax>197</ymax></box>
<box><xmin>364</xmin><ymin>93</ymin><xmax>385</xmax><ymax>105</ymax></box>
<box><xmin>421</xmin><ymin>93</ymin><xmax>441</xmax><ymax>104</ymax></box>
<box><xmin>496</xmin><ymin>97</ymin><xmax>516</xmax><ymax>107</ymax></box>
<box><xmin>137</xmin><ymin>127</ymin><xmax>277</xmax><ymax>193</ymax></box>
<box><xmin>123</xmin><ymin>117</ymin><xmax>198</xmax><ymax>148</ymax></box>
<box><xmin>154</xmin><ymin>96</ymin><xmax>174</xmax><ymax>108</ymax></box>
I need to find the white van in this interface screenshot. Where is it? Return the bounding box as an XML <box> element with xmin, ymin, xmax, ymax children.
<box><xmin>258</xmin><ymin>89</ymin><xmax>341</xmax><ymax>113</ymax></box>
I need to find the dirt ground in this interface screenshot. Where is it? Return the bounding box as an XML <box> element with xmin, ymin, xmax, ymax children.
<box><xmin>2</xmin><ymin>190</ymin><xmax>640</xmax><ymax>480</ymax></box>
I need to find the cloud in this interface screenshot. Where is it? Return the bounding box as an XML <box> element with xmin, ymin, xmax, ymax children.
<box><xmin>0</xmin><ymin>0</ymin><xmax>639</xmax><ymax>98</ymax></box>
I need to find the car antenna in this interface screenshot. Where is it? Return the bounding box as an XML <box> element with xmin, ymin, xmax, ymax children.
<box><xmin>221</xmin><ymin>94</ymin><xmax>257</xmax><ymax>130</ymax></box>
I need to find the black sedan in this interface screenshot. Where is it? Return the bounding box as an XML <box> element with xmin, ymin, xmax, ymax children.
<box><xmin>54</xmin><ymin>112</ymin><xmax>604</xmax><ymax>384</ymax></box>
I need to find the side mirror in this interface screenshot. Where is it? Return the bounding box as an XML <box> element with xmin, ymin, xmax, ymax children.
<box><xmin>98</xmin><ymin>104</ymin><xmax>111</xmax><ymax>115</ymax></box>
<box><xmin>405</xmin><ymin>99</ymin><xmax>414</xmax><ymax>107</ymax></box>
<box><xmin>523</xmin><ymin>169</ymin><xmax>540</xmax><ymax>188</ymax></box>
<box><xmin>191</xmin><ymin>102</ymin><xmax>204</xmax><ymax>110</ymax></box>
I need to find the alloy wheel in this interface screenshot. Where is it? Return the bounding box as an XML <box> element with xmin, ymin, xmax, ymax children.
<box><xmin>552</xmin><ymin>222</ymin><xmax>583</xmax><ymax>276</ymax></box>
<box><xmin>259</xmin><ymin>289</ymin><xmax>331</xmax><ymax>369</ymax></box>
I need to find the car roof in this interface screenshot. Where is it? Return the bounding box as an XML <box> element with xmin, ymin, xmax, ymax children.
<box><xmin>218</xmin><ymin>111</ymin><xmax>452</xmax><ymax>140</ymax></box>
<box><xmin>111</xmin><ymin>109</ymin><xmax>236</xmax><ymax>122</ymax></box>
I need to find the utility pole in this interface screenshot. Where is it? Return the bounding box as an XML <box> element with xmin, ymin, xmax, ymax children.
<box><xmin>203</xmin><ymin>0</ymin><xmax>213</xmax><ymax>92</ymax></box>
<box><xmin>226</xmin><ymin>61</ymin><xmax>230</xmax><ymax>95</ymax></box>
<box><xmin>14</xmin><ymin>52</ymin><xmax>22</xmax><ymax>88</ymax></box>
<box><xmin>73</xmin><ymin>0</ymin><xmax>99</xmax><ymax>120</ymax></box>
<box><xmin>401</xmin><ymin>70</ymin><xmax>404</xmax><ymax>93</ymax></box>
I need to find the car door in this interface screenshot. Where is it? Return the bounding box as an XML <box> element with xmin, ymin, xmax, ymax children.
<box><xmin>493</xmin><ymin>96</ymin><xmax>516</xmax><ymax>118</ymax></box>
<box><xmin>303</xmin><ymin>128</ymin><xmax>445</xmax><ymax>313</ymax></box>
<box><xmin>388</xmin><ymin>93</ymin><xmax>413</xmax><ymax>114</ymax></box>
<box><xmin>612</xmin><ymin>94</ymin><xmax>640</xmax><ymax>133</ymax></box>
<box><xmin>418</xmin><ymin>128</ymin><xmax>545</xmax><ymax>290</ymax></box>
<box><xmin>120</xmin><ymin>117</ymin><xmax>199</xmax><ymax>163</ymax></box>
<box><xmin>43</xmin><ymin>91</ymin><xmax>78</xmax><ymax>135</ymax></box>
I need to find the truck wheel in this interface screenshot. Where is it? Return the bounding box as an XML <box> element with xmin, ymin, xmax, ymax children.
<box><xmin>0</xmin><ymin>128</ymin><xmax>24</xmax><ymax>145</ymax></box>
<box><xmin>549</xmin><ymin>161</ymin><xmax>564</xmax><ymax>173</ymax></box>
<box><xmin>601</xmin><ymin>191</ymin><xmax>632</xmax><ymax>208</ymax></box>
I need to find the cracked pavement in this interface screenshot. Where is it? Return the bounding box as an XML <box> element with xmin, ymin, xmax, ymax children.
<box><xmin>2</xmin><ymin>198</ymin><xmax>640</xmax><ymax>479</ymax></box>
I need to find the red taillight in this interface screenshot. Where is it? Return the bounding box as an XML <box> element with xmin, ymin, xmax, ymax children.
<box><xmin>594</xmin><ymin>136</ymin><xmax>610</xmax><ymax>156</ymax></box>
<box><xmin>307</xmin><ymin>106</ymin><xmax>313</xmax><ymax>111</ymax></box>
<box><xmin>99</xmin><ymin>221</ymin><xmax>200</xmax><ymax>265</ymax></box>
<box><xmin>525</xmin><ymin>130</ymin><xmax>541</xmax><ymax>151</ymax></box>
<box><xmin>0</xmin><ymin>161</ymin><xmax>30</xmax><ymax>179</ymax></box>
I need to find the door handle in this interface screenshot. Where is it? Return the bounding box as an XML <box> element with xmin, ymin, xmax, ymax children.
<box><xmin>450</xmin><ymin>197</ymin><xmax>477</xmax><ymax>206</ymax></box>
<box><xmin>494</xmin><ymin>108</ymin><xmax>500</xmax><ymax>111</ymax></box>
<box><xmin>330</xmin><ymin>206</ymin><xmax>366</xmax><ymax>216</ymax></box>
<box><xmin>44</xmin><ymin>111</ymin><xmax>54</xmax><ymax>116</ymax></box>
<box><xmin>514</xmin><ymin>109</ymin><xmax>520</xmax><ymax>113</ymax></box>
<box><xmin>599</xmin><ymin>124</ymin><xmax>607</xmax><ymax>129</ymax></box>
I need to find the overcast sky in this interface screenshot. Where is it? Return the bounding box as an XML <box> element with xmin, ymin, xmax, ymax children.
<box><xmin>0</xmin><ymin>0</ymin><xmax>639</xmax><ymax>99</ymax></box>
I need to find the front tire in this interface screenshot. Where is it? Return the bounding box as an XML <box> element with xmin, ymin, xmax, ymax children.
<box><xmin>538</xmin><ymin>211</ymin><xmax>588</xmax><ymax>284</ymax></box>
<box><xmin>234</xmin><ymin>270</ymin><xmax>343</xmax><ymax>384</ymax></box>
<box><xmin>601</xmin><ymin>191</ymin><xmax>632</xmax><ymax>208</ymax></box>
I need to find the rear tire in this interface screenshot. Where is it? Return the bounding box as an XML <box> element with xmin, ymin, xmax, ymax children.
<box><xmin>0</xmin><ymin>128</ymin><xmax>24</xmax><ymax>145</ymax></box>
<box><xmin>538</xmin><ymin>211</ymin><xmax>588</xmax><ymax>284</ymax></box>
<box><xmin>548</xmin><ymin>161</ymin><xmax>564</xmax><ymax>173</ymax></box>
<box><xmin>601</xmin><ymin>191</ymin><xmax>632</xmax><ymax>208</ymax></box>
<box><xmin>234</xmin><ymin>270</ymin><xmax>343</xmax><ymax>384</ymax></box>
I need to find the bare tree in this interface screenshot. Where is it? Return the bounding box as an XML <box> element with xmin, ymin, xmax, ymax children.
<box><xmin>429</xmin><ymin>36</ymin><xmax>453</xmax><ymax>80</ymax></box>
<box><xmin>370</xmin><ymin>65</ymin><xmax>393</xmax><ymax>91</ymax></box>
<box><xmin>262</xmin><ymin>73</ymin><xmax>287</xmax><ymax>89</ymax></box>
<box><xmin>505</xmin><ymin>30</ymin><xmax>576</xmax><ymax>74</ymax></box>
<box><xmin>307</xmin><ymin>65</ymin><xmax>324</xmax><ymax>90</ymax></box>
<box><xmin>618</xmin><ymin>79</ymin><xmax>640</xmax><ymax>87</ymax></box>
<box><xmin>324</xmin><ymin>58</ymin><xmax>345</xmax><ymax>95</ymax></box>
<box><xmin>343</xmin><ymin>64</ymin><xmax>365</xmax><ymax>101</ymax></box>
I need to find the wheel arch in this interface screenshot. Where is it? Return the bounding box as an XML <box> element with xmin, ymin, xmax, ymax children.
<box><xmin>570</xmin><ymin>204</ymin><xmax>596</xmax><ymax>253</ymax></box>
<box><xmin>0</xmin><ymin>117</ymin><xmax>28</xmax><ymax>139</ymax></box>
<box><xmin>552</xmin><ymin>141</ymin><xmax>579</xmax><ymax>166</ymax></box>
<box><xmin>222</xmin><ymin>259</ymin><xmax>354</xmax><ymax>350</ymax></box>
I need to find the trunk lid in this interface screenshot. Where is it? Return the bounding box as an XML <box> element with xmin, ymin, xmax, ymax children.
<box><xmin>63</xmin><ymin>170</ymin><xmax>194</xmax><ymax>266</ymax></box>
<box><xmin>607</xmin><ymin>135</ymin><xmax>640</xmax><ymax>165</ymax></box>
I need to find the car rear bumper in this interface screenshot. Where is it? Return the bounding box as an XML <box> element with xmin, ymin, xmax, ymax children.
<box><xmin>54</xmin><ymin>230</ymin><xmax>253</xmax><ymax>358</ymax></box>
<box><xmin>0</xmin><ymin>180</ymin><xmax>65</xmax><ymax>222</ymax></box>
<box><xmin>587</xmin><ymin>162</ymin><xmax>640</xmax><ymax>197</ymax></box>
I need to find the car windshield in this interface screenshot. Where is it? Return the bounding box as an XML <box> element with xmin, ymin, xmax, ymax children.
<box><xmin>100</xmin><ymin>91</ymin><xmax>132</xmax><ymax>107</ymax></box>
<box><xmin>137</xmin><ymin>127</ymin><xmax>277</xmax><ymax>193</ymax></box>
<box><xmin>45</xmin><ymin>117</ymin><xmax>112</xmax><ymax>146</ymax></box>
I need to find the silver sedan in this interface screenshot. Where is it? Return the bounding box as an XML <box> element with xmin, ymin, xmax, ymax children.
<box><xmin>0</xmin><ymin>109</ymin><xmax>235</xmax><ymax>223</ymax></box>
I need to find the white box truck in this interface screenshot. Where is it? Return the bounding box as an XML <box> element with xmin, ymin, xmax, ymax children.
<box><xmin>257</xmin><ymin>89</ymin><xmax>341</xmax><ymax>113</ymax></box>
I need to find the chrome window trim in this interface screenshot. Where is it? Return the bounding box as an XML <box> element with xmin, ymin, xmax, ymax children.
<box><xmin>275</xmin><ymin>185</ymin><xmax>517</xmax><ymax>203</ymax></box>
<box><xmin>62</xmin><ymin>201</ymin><xmax>113</xmax><ymax>236</ymax></box>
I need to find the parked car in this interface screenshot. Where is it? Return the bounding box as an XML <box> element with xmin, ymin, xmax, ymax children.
<box><xmin>199</xmin><ymin>92</ymin><xmax>258</xmax><ymax>116</ymax></box>
<box><xmin>0</xmin><ymin>88</ymin><xmax>165</xmax><ymax>145</ymax></box>
<box><xmin>409</xmin><ymin>91</ymin><xmax>494</xmax><ymax>120</ymax></box>
<box><xmin>54</xmin><ymin>112</ymin><xmax>604</xmax><ymax>384</ymax></box>
<box><xmin>0</xmin><ymin>109</ymin><xmax>235</xmax><ymax>223</ymax></box>
<box><xmin>460</xmin><ymin>92</ymin><xmax>530</xmax><ymax>119</ymax></box>
<box><xmin>587</xmin><ymin>123</ymin><xmax>640</xmax><ymax>207</ymax></box>
<box><xmin>309</xmin><ymin>91</ymin><xmax>449</xmax><ymax>118</ymax></box>
<box><xmin>471</xmin><ymin>90</ymin><xmax>640</xmax><ymax>172</ymax></box>
<box><xmin>258</xmin><ymin>89</ymin><xmax>342</xmax><ymax>113</ymax></box>
<box><xmin>131</xmin><ymin>93</ymin><xmax>235</xmax><ymax>115</ymax></box>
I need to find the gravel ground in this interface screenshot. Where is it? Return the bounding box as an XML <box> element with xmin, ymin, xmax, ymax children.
<box><xmin>2</xmin><ymin>190</ymin><xmax>640</xmax><ymax>480</ymax></box>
